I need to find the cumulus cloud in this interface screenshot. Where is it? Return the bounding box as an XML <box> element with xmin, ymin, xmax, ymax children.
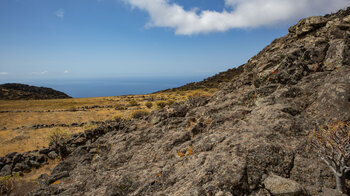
<box><xmin>123</xmin><ymin>0</ymin><xmax>349</xmax><ymax>35</ymax></box>
<box><xmin>55</xmin><ymin>9</ymin><xmax>65</xmax><ymax>19</ymax></box>
<box><xmin>0</xmin><ymin>72</ymin><xmax>8</xmax><ymax>75</ymax></box>
<box><xmin>64</xmin><ymin>70</ymin><xmax>69</xmax><ymax>73</ymax></box>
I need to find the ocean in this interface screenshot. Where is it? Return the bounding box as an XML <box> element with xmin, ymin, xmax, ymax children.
<box><xmin>10</xmin><ymin>76</ymin><xmax>208</xmax><ymax>98</ymax></box>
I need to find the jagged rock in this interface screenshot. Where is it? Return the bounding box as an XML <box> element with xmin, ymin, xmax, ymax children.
<box><xmin>29</xmin><ymin>160</ymin><xmax>40</xmax><ymax>168</ymax></box>
<box><xmin>289</xmin><ymin>16</ymin><xmax>327</xmax><ymax>36</ymax></box>
<box><xmin>37</xmin><ymin>173</ymin><xmax>50</xmax><ymax>187</ymax></box>
<box><xmin>39</xmin><ymin>148</ymin><xmax>50</xmax><ymax>155</ymax></box>
<box><xmin>48</xmin><ymin>171</ymin><xmax>69</xmax><ymax>184</ymax></box>
<box><xmin>13</xmin><ymin>162</ymin><xmax>30</xmax><ymax>172</ymax></box>
<box><xmin>264</xmin><ymin>174</ymin><xmax>306</xmax><ymax>196</ymax></box>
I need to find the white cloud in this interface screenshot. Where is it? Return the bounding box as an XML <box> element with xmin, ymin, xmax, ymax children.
<box><xmin>32</xmin><ymin>71</ymin><xmax>48</xmax><ymax>75</ymax></box>
<box><xmin>55</xmin><ymin>9</ymin><xmax>65</xmax><ymax>19</ymax></box>
<box><xmin>0</xmin><ymin>72</ymin><xmax>8</xmax><ymax>75</ymax></box>
<box><xmin>64</xmin><ymin>70</ymin><xmax>69</xmax><ymax>73</ymax></box>
<box><xmin>123</xmin><ymin>0</ymin><xmax>349</xmax><ymax>35</ymax></box>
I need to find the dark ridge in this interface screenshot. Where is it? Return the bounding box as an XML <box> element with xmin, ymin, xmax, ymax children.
<box><xmin>0</xmin><ymin>83</ymin><xmax>71</xmax><ymax>100</ymax></box>
<box><xmin>159</xmin><ymin>66</ymin><xmax>244</xmax><ymax>92</ymax></box>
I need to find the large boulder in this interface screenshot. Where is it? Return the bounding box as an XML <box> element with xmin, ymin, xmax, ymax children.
<box><xmin>264</xmin><ymin>174</ymin><xmax>306</xmax><ymax>196</ymax></box>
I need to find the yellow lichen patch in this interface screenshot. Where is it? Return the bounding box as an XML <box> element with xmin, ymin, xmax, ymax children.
<box><xmin>177</xmin><ymin>151</ymin><xmax>185</xmax><ymax>157</ymax></box>
<box><xmin>51</xmin><ymin>180</ymin><xmax>60</xmax><ymax>185</ymax></box>
<box><xmin>186</xmin><ymin>147</ymin><xmax>193</xmax><ymax>156</ymax></box>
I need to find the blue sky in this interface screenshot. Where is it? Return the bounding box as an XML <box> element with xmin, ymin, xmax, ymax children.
<box><xmin>0</xmin><ymin>0</ymin><xmax>348</xmax><ymax>81</ymax></box>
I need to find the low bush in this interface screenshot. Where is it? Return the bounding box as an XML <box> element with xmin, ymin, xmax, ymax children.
<box><xmin>131</xmin><ymin>110</ymin><xmax>150</xmax><ymax>119</ymax></box>
<box><xmin>128</xmin><ymin>100</ymin><xmax>139</xmax><ymax>107</ymax></box>
<box><xmin>114</xmin><ymin>104</ymin><xmax>126</xmax><ymax>110</ymax></box>
<box><xmin>145</xmin><ymin>102</ymin><xmax>153</xmax><ymax>109</ymax></box>
<box><xmin>113</xmin><ymin>114</ymin><xmax>123</xmax><ymax>121</ymax></box>
<box><xmin>156</xmin><ymin>101</ymin><xmax>167</xmax><ymax>109</ymax></box>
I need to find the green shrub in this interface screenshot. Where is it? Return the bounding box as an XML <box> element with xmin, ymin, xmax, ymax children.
<box><xmin>156</xmin><ymin>101</ymin><xmax>167</xmax><ymax>109</ymax></box>
<box><xmin>145</xmin><ymin>102</ymin><xmax>153</xmax><ymax>109</ymax></box>
<box><xmin>131</xmin><ymin>110</ymin><xmax>150</xmax><ymax>119</ymax></box>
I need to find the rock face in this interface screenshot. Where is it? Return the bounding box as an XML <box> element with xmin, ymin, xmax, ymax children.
<box><xmin>0</xmin><ymin>83</ymin><xmax>71</xmax><ymax>100</ymax></box>
<box><xmin>28</xmin><ymin>7</ymin><xmax>350</xmax><ymax>196</ymax></box>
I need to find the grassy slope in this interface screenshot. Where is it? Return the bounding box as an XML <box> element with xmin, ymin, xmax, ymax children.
<box><xmin>0</xmin><ymin>89</ymin><xmax>215</xmax><ymax>156</ymax></box>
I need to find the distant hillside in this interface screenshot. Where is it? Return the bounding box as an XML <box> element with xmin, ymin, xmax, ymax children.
<box><xmin>160</xmin><ymin>66</ymin><xmax>244</xmax><ymax>92</ymax></box>
<box><xmin>0</xmin><ymin>83</ymin><xmax>71</xmax><ymax>100</ymax></box>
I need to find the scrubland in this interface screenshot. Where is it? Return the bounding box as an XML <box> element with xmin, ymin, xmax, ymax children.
<box><xmin>0</xmin><ymin>89</ymin><xmax>216</xmax><ymax>156</ymax></box>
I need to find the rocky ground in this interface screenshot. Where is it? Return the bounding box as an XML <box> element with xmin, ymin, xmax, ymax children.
<box><xmin>5</xmin><ymin>7</ymin><xmax>350</xmax><ymax>196</ymax></box>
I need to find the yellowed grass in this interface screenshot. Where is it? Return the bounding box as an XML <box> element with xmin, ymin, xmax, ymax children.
<box><xmin>0</xmin><ymin>89</ymin><xmax>217</xmax><ymax>156</ymax></box>
<box><xmin>21</xmin><ymin>159</ymin><xmax>60</xmax><ymax>181</ymax></box>
<box><xmin>0</xmin><ymin>127</ymin><xmax>82</xmax><ymax>156</ymax></box>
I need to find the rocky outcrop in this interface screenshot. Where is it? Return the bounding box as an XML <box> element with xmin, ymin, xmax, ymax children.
<box><xmin>0</xmin><ymin>83</ymin><xmax>71</xmax><ymax>100</ymax></box>
<box><xmin>28</xmin><ymin>7</ymin><xmax>350</xmax><ymax>196</ymax></box>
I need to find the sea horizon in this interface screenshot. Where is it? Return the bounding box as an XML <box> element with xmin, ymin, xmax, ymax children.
<box><xmin>0</xmin><ymin>75</ymin><xmax>211</xmax><ymax>98</ymax></box>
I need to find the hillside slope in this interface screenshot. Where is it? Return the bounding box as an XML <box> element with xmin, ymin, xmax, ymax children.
<box><xmin>28</xmin><ymin>7</ymin><xmax>350</xmax><ymax>195</ymax></box>
<box><xmin>0</xmin><ymin>83</ymin><xmax>71</xmax><ymax>100</ymax></box>
<box><xmin>160</xmin><ymin>66</ymin><xmax>244</xmax><ymax>92</ymax></box>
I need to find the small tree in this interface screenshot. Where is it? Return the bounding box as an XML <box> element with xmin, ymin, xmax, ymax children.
<box><xmin>309</xmin><ymin>121</ymin><xmax>350</xmax><ymax>193</ymax></box>
<box><xmin>48</xmin><ymin>128</ymin><xmax>70</xmax><ymax>147</ymax></box>
<box><xmin>48</xmin><ymin>128</ymin><xmax>70</xmax><ymax>159</ymax></box>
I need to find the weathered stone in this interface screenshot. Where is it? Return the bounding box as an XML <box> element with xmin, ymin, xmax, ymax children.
<box><xmin>294</xmin><ymin>16</ymin><xmax>327</xmax><ymax>36</ymax></box>
<box><xmin>48</xmin><ymin>151</ymin><xmax>58</xmax><ymax>159</ymax></box>
<box><xmin>48</xmin><ymin>171</ymin><xmax>69</xmax><ymax>184</ymax></box>
<box><xmin>317</xmin><ymin>188</ymin><xmax>347</xmax><ymax>196</ymax></box>
<box><xmin>0</xmin><ymin>164</ymin><xmax>12</xmax><ymax>176</ymax></box>
<box><xmin>39</xmin><ymin>148</ymin><xmax>50</xmax><ymax>155</ymax></box>
<box><xmin>29</xmin><ymin>160</ymin><xmax>40</xmax><ymax>168</ymax></box>
<box><xmin>264</xmin><ymin>174</ymin><xmax>306</xmax><ymax>196</ymax></box>
<box><xmin>38</xmin><ymin>173</ymin><xmax>50</xmax><ymax>187</ymax></box>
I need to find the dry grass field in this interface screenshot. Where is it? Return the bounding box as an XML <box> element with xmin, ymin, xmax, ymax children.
<box><xmin>0</xmin><ymin>89</ymin><xmax>216</xmax><ymax>157</ymax></box>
